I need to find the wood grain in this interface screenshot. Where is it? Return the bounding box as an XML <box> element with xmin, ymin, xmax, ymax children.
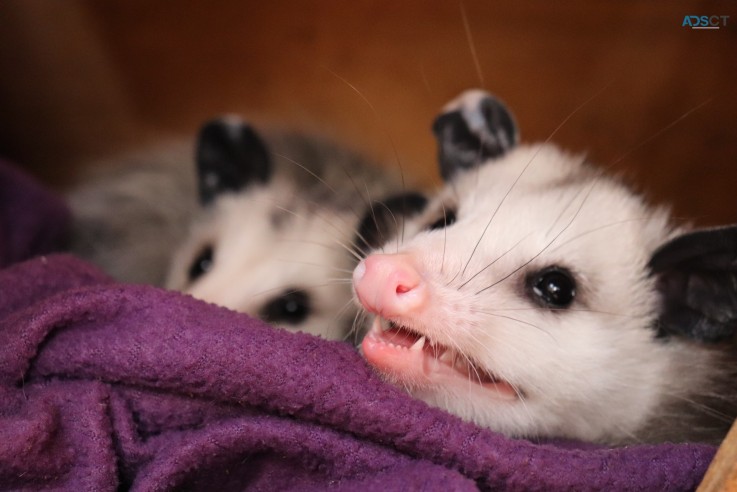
<box><xmin>699</xmin><ymin>420</ymin><xmax>737</xmax><ymax>492</ymax></box>
<box><xmin>1</xmin><ymin>1</ymin><xmax>735</xmax><ymax>224</ymax></box>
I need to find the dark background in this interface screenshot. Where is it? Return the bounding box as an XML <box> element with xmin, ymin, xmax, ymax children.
<box><xmin>1</xmin><ymin>1</ymin><xmax>735</xmax><ymax>224</ymax></box>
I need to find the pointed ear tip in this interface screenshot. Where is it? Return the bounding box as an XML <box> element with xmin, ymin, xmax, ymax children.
<box><xmin>198</xmin><ymin>115</ymin><xmax>255</xmax><ymax>134</ymax></box>
<box><xmin>460</xmin><ymin>88</ymin><xmax>492</xmax><ymax>99</ymax></box>
<box><xmin>648</xmin><ymin>224</ymin><xmax>737</xmax><ymax>271</ymax></box>
<box><xmin>198</xmin><ymin>119</ymin><xmax>219</xmax><ymax>134</ymax></box>
<box><xmin>430</xmin><ymin>113</ymin><xmax>449</xmax><ymax>133</ymax></box>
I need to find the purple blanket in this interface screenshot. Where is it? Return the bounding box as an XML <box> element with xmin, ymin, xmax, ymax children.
<box><xmin>0</xmin><ymin>160</ymin><xmax>717</xmax><ymax>491</ymax></box>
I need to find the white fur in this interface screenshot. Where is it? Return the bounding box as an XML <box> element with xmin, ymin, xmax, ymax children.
<box><xmin>363</xmin><ymin>143</ymin><xmax>721</xmax><ymax>443</ymax></box>
<box><xmin>166</xmin><ymin>178</ymin><xmax>357</xmax><ymax>339</ymax></box>
<box><xmin>443</xmin><ymin>89</ymin><xmax>492</xmax><ymax>136</ymax></box>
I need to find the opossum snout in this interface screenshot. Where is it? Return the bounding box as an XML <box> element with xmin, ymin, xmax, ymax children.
<box><xmin>353</xmin><ymin>254</ymin><xmax>427</xmax><ymax>318</ymax></box>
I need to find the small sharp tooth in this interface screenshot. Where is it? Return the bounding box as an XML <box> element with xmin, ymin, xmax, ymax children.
<box><xmin>410</xmin><ymin>336</ymin><xmax>426</xmax><ymax>352</ymax></box>
<box><xmin>438</xmin><ymin>351</ymin><xmax>453</xmax><ymax>364</ymax></box>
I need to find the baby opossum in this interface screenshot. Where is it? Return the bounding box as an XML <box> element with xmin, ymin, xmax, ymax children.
<box><xmin>352</xmin><ymin>89</ymin><xmax>737</xmax><ymax>445</ymax></box>
<box><xmin>69</xmin><ymin>119</ymin><xmax>412</xmax><ymax>340</ymax></box>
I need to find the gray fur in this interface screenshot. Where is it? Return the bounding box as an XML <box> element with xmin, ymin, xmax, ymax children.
<box><xmin>67</xmin><ymin>142</ymin><xmax>198</xmax><ymax>286</ymax></box>
<box><xmin>67</xmin><ymin>130</ymin><xmax>401</xmax><ymax>287</ymax></box>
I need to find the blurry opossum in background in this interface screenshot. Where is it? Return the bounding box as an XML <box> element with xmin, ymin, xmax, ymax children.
<box><xmin>68</xmin><ymin>118</ymin><xmax>419</xmax><ymax>340</ymax></box>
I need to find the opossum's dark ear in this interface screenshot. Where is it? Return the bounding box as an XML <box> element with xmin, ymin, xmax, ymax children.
<box><xmin>196</xmin><ymin>118</ymin><xmax>272</xmax><ymax>205</ymax></box>
<box><xmin>354</xmin><ymin>192</ymin><xmax>428</xmax><ymax>252</ymax></box>
<box><xmin>648</xmin><ymin>225</ymin><xmax>737</xmax><ymax>343</ymax></box>
<box><xmin>432</xmin><ymin>89</ymin><xmax>518</xmax><ymax>181</ymax></box>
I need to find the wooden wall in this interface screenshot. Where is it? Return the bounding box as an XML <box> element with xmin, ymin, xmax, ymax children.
<box><xmin>1</xmin><ymin>0</ymin><xmax>735</xmax><ymax>224</ymax></box>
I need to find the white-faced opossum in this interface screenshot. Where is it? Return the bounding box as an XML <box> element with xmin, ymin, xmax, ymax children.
<box><xmin>352</xmin><ymin>89</ymin><xmax>737</xmax><ymax>445</ymax></box>
<box><xmin>68</xmin><ymin>119</ymin><xmax>417</xmax><ymax>340</ymax></box>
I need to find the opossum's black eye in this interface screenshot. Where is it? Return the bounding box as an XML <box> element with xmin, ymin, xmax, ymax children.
<box><xmin>427</xmin><ymin>209</ymin><xmax>457</xmax><ymax>231</ymax></box>
<box><xmin>528</xmin><ymin>267</ymin><xmax>576</xmax><ymax>308</ymax></box>
<box><xmin>188</xmin><ymin>246</ymin><xmax>214</xmax><ymax>281</ymax></box>
<box><xmin>260</xmin><ymin>289</ymin><xmax>311</xmax><ymax>325</ymax></box>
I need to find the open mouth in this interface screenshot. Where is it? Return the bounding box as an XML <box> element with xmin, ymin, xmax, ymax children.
<box><xmin>361</xmin><ymin>317</ymin><xmax>518</xmax><ymax>399</ymax></box>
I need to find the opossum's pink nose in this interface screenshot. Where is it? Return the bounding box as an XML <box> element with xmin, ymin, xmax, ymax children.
<box><xmin>353</xmin><ymin>254</ymin><xmax>427</xmax><ymax>318</ymax></box>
